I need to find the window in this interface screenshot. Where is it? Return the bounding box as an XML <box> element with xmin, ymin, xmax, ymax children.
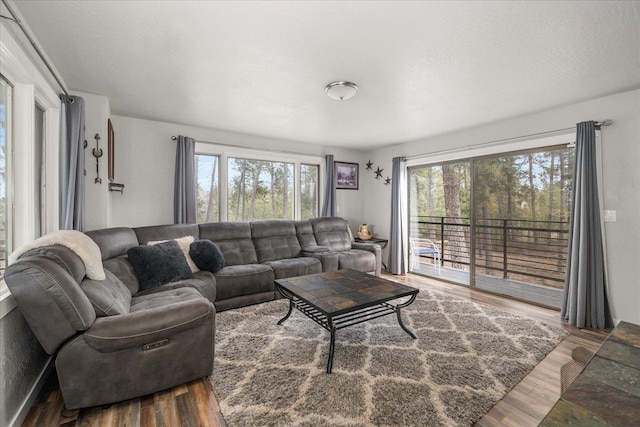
<box><xmin>300</xmin><ymin>163</ymin><xmax>319</xmax><ymax>219</ymax></box>
<box><xmin>408</xmin><ymin>143</ymin><xmax>575</xmax><ymax>308</ymax></box>
<box><xmin>194</xmin><ymin>143</ymin><xmax>322</xmax><ymax>222</ymax></box>
<box><xmin>0</xmin><ymin>76</ymin><xmax>12</xmax><ymax>278</ymax></box>
<box><xmin>227</xmin><ymin>157</ymin><xmax>293</xmax><ymax>221</ymax></box>
<box><xmin>195</xmin><ymin>154</ymin><xmax>220</xmax><ymax>223</ymax></box>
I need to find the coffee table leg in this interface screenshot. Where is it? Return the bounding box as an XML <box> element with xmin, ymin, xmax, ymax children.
<box><xmin>277</xmin><ymin>299</ymin><xmax>294</xmax><ymax>325</ymax></box>
<box><xmin>395</xmin><ymin>294</ymin><xmax>417</xmax><ymax>339</ymax></box>
<box><xmin>327</xmin><ymin>321</ymin><xmax>336</xmax><ymax>374</ymax></box>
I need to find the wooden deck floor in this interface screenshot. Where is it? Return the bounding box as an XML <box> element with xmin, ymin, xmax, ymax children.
<box><xmin>21</xmin><ymin>272</ymin><xmax>609</xmax><ymax>427</ymax></box>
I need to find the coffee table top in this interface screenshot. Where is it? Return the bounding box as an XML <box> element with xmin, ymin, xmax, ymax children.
<box><xmin>275</xmin><ymin>269</ymin><xmax>418</xmax><ymax>316</ymax></box>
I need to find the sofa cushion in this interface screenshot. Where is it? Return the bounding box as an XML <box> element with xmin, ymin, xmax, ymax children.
<box><xmin>310</xmin><ymin>217</ymin><xmax>353</xmax><ymax>252</ymax></box>
<box><xmin>199</xmin><ymin>222</ymin><xmax>258</xmax><ymax>266</ymax></box>
<box><xmin>103</xmin><ymin>256</ymin><xmax>140</xmax><ymax>295</ymax></box>
<box><xmin>294</xmin><ymin>220</ymin><xmax>318</xmax><ymax>249</ymax></box>
<box><xmin>133</xmin><ymin>224</ymin><xmax>199</xmax><ymax>245</ymax></box>
<box><xmin>84</xmin><ymin>287</ymin><xmax>212</xmax><ymax>352</ymax></box>
<box><xmin>86</xmin><ymin>227</ymin><xmax>139</xmax><ymax>260</ymax></box>
<box><xmin>148</xmin><ymin>235</ymin><xmax>199</xmax><ymax>273</ymax></box>
<box><xmin>135</xmin><ymin>270</ymin><xmax>217</xmax><ymax>304</ymax></box>
<box><xmin>80</xmin><ymin>270</ymin><xmax>132</xmax><ymax>317</ymax></box>
<box><xmin>189</xmin><ymin>239</ymin><xmax>225</xmax><ymax>273</ymax></box>
<box><xmin>214</xmin><ymin>263</ymin><xmax>274</xmax><ymax>301</ymax></box>
<box><xmin>264</xmin><ymin>257</ymin><xmax>322</xmax><ymax>279</ymax></box>
<box><xmin>127</xmin><ymin>240</ymin><xmax>193</xmax><ymax>291</ymax></box>
<box><xmin>251</xmin><ymin>220</ymin><xmax>302</xmax><ymax>262</ymax></box>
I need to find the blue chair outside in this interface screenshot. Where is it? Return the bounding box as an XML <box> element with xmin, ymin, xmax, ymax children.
<box><xmin>410</xmin><ymin>238</ymin><xmax>441</xmax><ymax>275</ymax></box>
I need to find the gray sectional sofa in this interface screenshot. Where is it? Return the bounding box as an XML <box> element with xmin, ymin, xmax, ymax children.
<box><xmin>4</xmin><ymin>216</ymin><xmax>381</xmax><ymax>410</ymax></box>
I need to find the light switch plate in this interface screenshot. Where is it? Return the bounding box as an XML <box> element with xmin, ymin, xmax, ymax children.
<box><xmin>604</xmin><ymin>210</ymin><xmax>617</xmax><ymax>222</ymax></box>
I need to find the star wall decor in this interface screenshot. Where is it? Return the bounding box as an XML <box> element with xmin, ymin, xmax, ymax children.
<box><xmin>385</xmin><ymin>177</ymin><xmax>391</xmax><ymax>185</ymax></box>
<box><xmin>366</xmin><ymin>160</ymin><xmax>373</xmax><ymax>170</ymax></box>
<box><xmin>375</xmin><ymin>167</ymin><xmax>383</xmax><ymax>179</ymax></box>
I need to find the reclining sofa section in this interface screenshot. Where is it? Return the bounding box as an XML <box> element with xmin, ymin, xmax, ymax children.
<box><xmin>4</xmin><ymin>217</ymin><xmax>380</xmax><ymax>410</ymax></box>
<box><xmin>90</xmin><ymin>216</ymin><xmax>381</xmax><ymax>312</ymax></box>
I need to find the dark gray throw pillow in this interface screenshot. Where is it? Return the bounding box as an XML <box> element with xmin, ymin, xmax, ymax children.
<box><xmin>127</xmin><ymin>240</ymin><xmax>192</xmax><ymax>291</ymax></box>
<box><xmin>189</xmin><ymin>240</ymin><xmax>225</xmax><ymax>273</ymax></box>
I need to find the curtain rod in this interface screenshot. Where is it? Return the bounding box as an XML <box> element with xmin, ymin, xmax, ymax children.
<box><xmin>170</xmin><ymin>135</ymin><xmax>323</xmax><ymax>158</ymax></box>
<box><xmin>403</xmin><ymin>119</ymin><xmax>613</xmax><ymax>161</ymax></box>
<box><xmin>1</xmin><ymin>0</ymin><xmax>73</xmax><ymax>103</ymax></box>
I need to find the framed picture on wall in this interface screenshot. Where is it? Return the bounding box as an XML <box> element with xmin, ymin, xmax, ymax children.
<box><xmin>335</xmin><ymin>161</ymin><xmax>359</xmax><ymax>190</ymax></box>
<box><xmin>107</xmin><ymin>119</ymin><xmax>115</xmax><ymax>182</ymax></box>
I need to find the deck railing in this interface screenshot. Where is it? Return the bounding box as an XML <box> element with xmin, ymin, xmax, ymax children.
<box><xmin>411</xmin><ymin>216</ymin><xmax>569</xmax><ymax>288</ymax></box>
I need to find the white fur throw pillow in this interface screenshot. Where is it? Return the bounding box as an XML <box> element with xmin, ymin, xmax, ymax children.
<box><xmin>148</xmin><ymin>235</ymin><xmax>199</xmax><ymax>273</ymax></box>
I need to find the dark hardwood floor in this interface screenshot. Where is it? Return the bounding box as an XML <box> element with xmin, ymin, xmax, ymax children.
<box><xmin>21</xmin><ymin>272</ymin><xmax>609</xmax><ymax>427</ymax></box>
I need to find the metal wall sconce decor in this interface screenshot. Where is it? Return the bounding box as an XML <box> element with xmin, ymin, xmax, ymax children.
<box><xmin>108</xmin><ymin>183</ymin><xmax>125</xmax><ymax>194</ymax></box>
<box><xmin>108</xmin><ymin>119</ymin><xmax>115</xmax><ymax>182</ymax></box>
<box><xmin>92</xmin><ymin>133</ymin><xmax>103</xmax><ymax>184</ymax></box>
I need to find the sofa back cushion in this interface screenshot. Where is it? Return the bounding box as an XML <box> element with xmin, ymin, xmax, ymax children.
<box><xmin>133</xmin><ymin>224</ymin><xmax>199</xmax><ymax>245</ymax></box>
<box><xmin>309</xmin><ymin>217</ymin><xmax>353</xmax><ymax>252</ymax></box>
<box><xmin>251</xmin><ymin>220</ymin><xmax>302</xmax><ymax>262</ymax></box>
<box><xmin>80</xmin><ymin>270</ymin><xmax>132</xmax><ymax>317</ymax></box>
<box><xmin>294</xmin><ymin>220</ymin><xmax>319</xmax><ymax>249</ymax></box>
<box><xmin>199</xmin><ymin>222</ymin><xmax>258</xmax><ymax>266</ymax></box>
<box><xmin>86</xmin><ymin>227</ymin><xmax>139</xmax><ymax>260</ymax></box>
<box><xmin>4</xmin><ymin>255</ymin><xmax>96</xmax><ymax>354</ymax></box>
<box><xmin>102</xmin><ymin>256</ymin><xmax>140</xmax><ymax>295</ymax></box>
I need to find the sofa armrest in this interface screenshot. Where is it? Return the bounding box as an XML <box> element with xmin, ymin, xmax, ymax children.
<box><xmin>350</xmin><ymin>242</ymin><xmax>382</xmax><ymax>276</ymax></box>
<box><xmin>83</xmin><ymin>298</ymin><xmax>214</xmax><ymax>353</ymax></box>
<box><xmin>303</xmin><ymin>251</ymin><xmax>339</xmax><ymax>272</ymax></box>
<box><xmin>301</xmin><ymin>245</ymin><xmax>331</xmax><ymax>254</ymax></box>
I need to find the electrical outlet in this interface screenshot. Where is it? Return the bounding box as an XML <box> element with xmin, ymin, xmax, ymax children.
<box><xmin>604</xmin><ymin>210</ymin><xmax>617</xmax><ymax>222</ymax></box>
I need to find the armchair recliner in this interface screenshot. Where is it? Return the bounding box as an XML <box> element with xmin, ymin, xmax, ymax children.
<box><xmin>4</xmin><ymin>244</ymin><xmax>215</xmax><ymax>410</ymax></box>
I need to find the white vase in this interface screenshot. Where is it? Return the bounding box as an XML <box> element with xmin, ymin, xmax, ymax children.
<box><xmin>357</xmin><ymin>224</ymin><xmax>373</xmax><ymax>240</ymax></box>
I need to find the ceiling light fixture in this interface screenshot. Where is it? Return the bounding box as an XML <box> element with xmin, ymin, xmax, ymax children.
<box><xmin>325</xmin><ymin>81</ymin><xmax>358</xmax><ymax>101</ymax></box>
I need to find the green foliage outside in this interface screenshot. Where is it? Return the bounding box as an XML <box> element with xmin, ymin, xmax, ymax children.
<box><xmin>409</xmin><ymin>148</ymin><xmax>575</xmax><ymax>223</ymax></box>
<box><xmin>196</xmin><ymin>155</ymin><xmax>319</xmax><ymax>223</ymax></box>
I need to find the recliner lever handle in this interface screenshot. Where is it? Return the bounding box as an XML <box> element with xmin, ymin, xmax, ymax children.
<box><xmin>142</xmin><ymin>339</ymin><xmax>168</xmax><ymax>351</ymax></box>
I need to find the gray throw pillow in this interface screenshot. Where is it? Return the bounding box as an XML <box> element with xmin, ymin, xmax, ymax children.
<box><xmin>189</xmin><ymin>240</ymin><xmax>225</xmax><ymax>273</ymax></box>
<box><xmin>127</xmin><ymin>240</ymin><xmax>193</xmax><ymax>291</ymax></box>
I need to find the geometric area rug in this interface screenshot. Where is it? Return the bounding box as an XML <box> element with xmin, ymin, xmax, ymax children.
<box><xmin>211</xmin><ymin>289</ymin><xmax>568</xmax><ymax>426</ymax></box>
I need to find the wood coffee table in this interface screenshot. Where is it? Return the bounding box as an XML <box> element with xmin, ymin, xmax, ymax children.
<box><xmin>275</xmin><ymin>269</ymin><xmax>419</xmax><ymax>373</ymax></box>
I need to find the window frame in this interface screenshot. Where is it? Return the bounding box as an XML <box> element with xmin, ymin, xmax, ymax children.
<box><xmin>0</xmin><ymin>25</ymin><xmax>61</xmax><ymax>307</ymax></box>
<box><xmin>194</xmin><ymin>153</ymin><xmax>221</xmax><ymax>223</ymax></box>
<box><xmin>195</xmin><ymin>142</ymin><xmax>324</xmax><ymax>222</ymax></box>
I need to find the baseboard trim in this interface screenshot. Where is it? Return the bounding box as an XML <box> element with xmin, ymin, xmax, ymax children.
<box><xmin>8</xmin><ymin>357</ymin><xmax>54</xmax><ymax>427</ymax></box>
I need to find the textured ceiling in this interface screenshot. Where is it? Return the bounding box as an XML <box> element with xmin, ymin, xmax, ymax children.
<box><xmin>8</xmin><ymin>1</ymin><xmax>640</xmax><ymax>149</ymax></box>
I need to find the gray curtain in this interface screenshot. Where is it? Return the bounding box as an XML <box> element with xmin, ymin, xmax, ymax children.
<box><xmin>561</xmin><ymin>121</ymin><xmax>613</xmax><ymax>329</ymax></box>
<box><xmin>389</xmin><ymin>156</ymin><xmax>408</xmax><ymax>274</ymax></box>
<box><xmin>174</xmin><ymin>135</ymin><xmax>196</xmax><ymax>224</ymax></box>
<box><xmin>321</xmin><ymin>154</ymin><xmax>337</xmax><ymax>217</ymax></box>
<box><xmin>60</xmin><ymin>95</ymin><xmax>85</xmax><ymax>231</ymax></box>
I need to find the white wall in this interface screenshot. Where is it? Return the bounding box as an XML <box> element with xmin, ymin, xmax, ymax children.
<box><xmin>109</xmin><ymin>116</ymin><xmax>365</xmax><ymax>228</ymax></box>
<box><xmin>364</xmin><ymin>89</ymin><xmax>640</xmax><ymax>324</ymax></box>
<box><xmin>80</xmin><ymin>92</ymin><xmax>111</xmax><ymax>231</ymax></box>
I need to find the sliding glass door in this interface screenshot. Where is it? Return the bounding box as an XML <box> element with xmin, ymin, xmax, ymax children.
<box><xmin>409</xmin><ymin>145</ymin><xmax>574</xmax><ymax>308</ymax></box>
<box><xmin>408</xmin><ymin>161</ymin><xmax>471</xmax><ymax>285</ymax></box>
